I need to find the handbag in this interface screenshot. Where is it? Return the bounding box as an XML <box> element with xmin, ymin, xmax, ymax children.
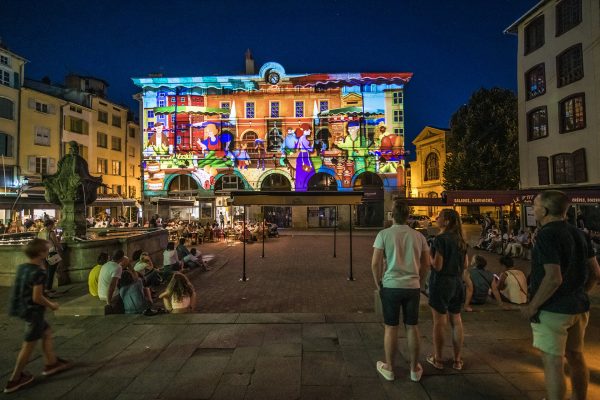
<box><xmin>47</xmin><ymin>252</ymin><xmax>62</xmax><ymax>265</ymax></box>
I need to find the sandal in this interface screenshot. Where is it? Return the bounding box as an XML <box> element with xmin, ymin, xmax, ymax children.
<box><xmin>426</xmin><ymin>354</ymin><xmax>443</xmax><ymax>370</ymax></box>
<box><xmin>452</xmin><ymin>359</ymin><xmax>464</xmax><ymax>371</ymax></box>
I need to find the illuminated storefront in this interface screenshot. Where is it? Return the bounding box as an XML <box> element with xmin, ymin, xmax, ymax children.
<box><xmin>133</xmin><ymin>62</ymin><xmax>412</xmax><ymax>227</ymax></box>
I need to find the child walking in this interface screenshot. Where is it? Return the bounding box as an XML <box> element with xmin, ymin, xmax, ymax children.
<box><xmin>5</xmin><ymin>238</ymin><xmax>72</xmax><ymax>393</ymax></box>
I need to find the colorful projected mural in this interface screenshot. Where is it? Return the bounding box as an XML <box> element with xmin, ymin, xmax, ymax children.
<box><xmin>133</xmin><ymin>63</ymin><xmax>412</xmax><ymax>196</ymax></box>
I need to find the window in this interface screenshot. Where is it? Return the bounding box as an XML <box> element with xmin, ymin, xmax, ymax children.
<box><xmin>295</xmin><ymin>101</ymin><xmax>304</xmax><ymax>118</ymax></box>
<box><xmin>111</xmin><ymin>160</ymin><xmax>121</xmax><ymax>175</ymax></box>
<box><xmin>245</xmin><ymin>102</ymin><xmax>255</xmax><ymax>118</ymax></box>
<box><xmin>220</xmin><ymin>102</ymin><xmax>230</xmax><ymax>118</ymax></box>
<box><xmin>0</xmin><ymin>55</ymin><xmax>8</xmax><ymax>66</ymax></box>
<box><xmin>424</xmin><ymin>153</ymin><xmax>439</xmax><ymax>181</ymax></box>
<box><xmin>129</xmin><ymin>127</ymin><xmax>135</xmax><ymax>138</ymax></box>
<box><xmin>319</xmin><ymin>100</ymin><xmax>329</xmax><ymax>112</ymax></box>
<box><xmin>70</xmin><ymin>105</ymin><xmax>82</xmax><ymax>113</ymax></box>
<box><xmin>223</xmin><ymin>175</ymin><xmax>240</xmax><ymax>190</ymax></box>
<box><xmin>148</xmin><ymin>121</ymin><xmax>154</xmax><ymax>129</ymax></box>
<box><xmin>97</xmin><ymin>132</ymin><xmax>108</xmax><ymax>148</ymax></box>
<box><xmin>527</xmin><ymin>107</ymin><xmax>548</xmax><ymax>140</ymax></box>
<box><xmin>270</xmin><ymin>101</ymin><xmax>280</xmax><ymax>118</ymax></box>
<box><xmin>98</xmin><ymin>110</ymin><xmax>108</xmax><ymax>123</ymax></box>
<box><xmin>559</xmin><ymin>93</ymin><xmax>585</xmax><ymax>133</ymax></box>
<box><xmin>128</xmin><ymin>186</ymin><xmax>136</xmax><ymax>198</ymax></box>
<box><xmin>525</xmin><ymin>64</ymin><xmax>546</xmax><ymax>100</ymax></box>
<box><xmin>147</xmin><ymin>110</ymin><xmax>154</xmax><ymax>118</ymax></box>
<box><xmin>97</xmin><ymin>158</ymin><xmax>108</xmax><ymax>174</ymax></box>
<box><xmin>393</xmin><ymin>110</ymin><xmax>404</xmax><ymax>123</ymax></box>
<box><xmin>111</xmin><ymin>136</ymin><xmax>122</xmax><ymax>151</ymax></box>
<box><xmin>112</xmin><ymin>185</ymin><xmax>122</xmax><ymax>195</ymax></box>
<box><xmin>524</xmin><ymin>15</ymin><xmax>545</xmax><ymax>55</ymax></box>
<box><xmin>557</xmin><ymin>44</ymin><xmax>583</xmax><ymax>87</ymax></box>
<box><xmin>0</xmin><ymin>97</ymin><xmax>14</xmax><ymax>120</ymax></box>
<box><xmin>128</xmin><ymin>146</ymin><xmax>135</xmax><ymax>157</ymax></box>
<box><xmin>35</xmin><ymin>157</ymin><xmax>48</xmax><ymax>174</ymax></box>
<box><xmin>158</xmin><ymin>99</ymin><xmax>165</xmax><ymax>107</ymax></box>
<box><xmin>556</xmin><ymin>0</ymin><xmax>582</xmax><ymax>36</ymax></box>
<box><xmin>112</xmin><ymin>114</ymin><xmax>122</xmax><ymax>127</ymax></box>
<box><xmin>0</xmin><ymin>133</ymin><xmax>13</xmax><ymax>157</ymax></box>
<box><xmin>392</xmin><ymin>92</ymin><xmax>403</xmax><ymax>104</ymax></box>
<box><xmin>1</xmin><ymin>70</ymin><xmax>10</xmax><ymax>86</ymax></box>
<box><xmin>35</xmin><ymin>102</ymin><xmax>49</xmax><ymax>113</ymax></box>
<box><xmin>180</xmin><ymin>96</ymin><xmax>185</xmax><ymax>102</ymax></box>
<box><xmin>394</xmin><ymin>128</ymin><xmax>404</xmax><ymax>135</ymax></box>
<box><xmin>537</xmin><ymin>157</ymin><xmax>550</xmax><ymax>185</ymax></box>
<box><xmin>552</xmin><ymin>149</ymin><xmax>587</xmax><ymax>184</ymax></box>
<box><xmin>267</xmin><ymin>128</ymin><xmax>283</xmax><ymax>151</ymax></box>
<box><xmin>128</xmin><ymin>164</ymin><xmax>135</xmax><ymax>177</ymax></box>
<box><xmin>34</xmin><ymin>126</ymin><xmax>51</xmax><ymax>146</ymax></box>
<box><xmin>69</xmin><ymin>117</ymin><xmax>87</xmax><ymax>134</ymax></box>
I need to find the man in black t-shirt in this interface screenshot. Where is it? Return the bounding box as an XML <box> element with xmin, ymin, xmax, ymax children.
<box><xmin>522</xmin><ymin>191</ymin><xmax>600</xmax><ymax>400</ymax></box>
<box><xmin>4</xmin><ymin>239</ymin><xmax>72</xmax><ymax>394</ymax></box>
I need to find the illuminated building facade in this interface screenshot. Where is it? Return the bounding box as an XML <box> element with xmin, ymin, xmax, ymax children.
<box><xmin>133</xmin><ymin>62</ymin><xmax>412</xmax><ymax>227</ymax></box>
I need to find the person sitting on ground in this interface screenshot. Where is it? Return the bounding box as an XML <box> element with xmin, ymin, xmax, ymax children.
<box><xmin>505</xmin><ymin>231</ymin><xmax>524</xmax><ymax>257</ymax></box>
<box><xmin>133</xmin><ymin>251</ymin><xmax>162</xmax><ymax>287</ymax></box>
<box><xmin>163</xmin><ymin>242</ymin><xmax>182</xmax><ymax>280</ymax></box>
<box><xmin>491</xmin><ymin>255</ymin><xmax>528</xmax><ymax>305</ymax></box>
<box><xmin>463</xmin><ymin>255</ymin><xmax>493</xmax><ymax>312</ymax></box>
<box><xmin>118</xmin><ymin>270</ymin><xmax>152</xmax><ymax>315</ymax></box>
<box><xmin>159</xmin><ymin>272</ymin><xmax>196</xmax><ymax>313</ymax></box>
<box><xmin>88</xmin><ymin>252</ymin><xmax>109</xmax><ymax>297</ymax></box>
<box><xmin>176</xmin><ymin>238</ymin><xmax>190</xmax><ymax>263</ymax></box>
<box><xmin>184</xmin><ymin>248</ymin><xmax>209</xmax><ymax>271</ymax></box>
<box><xmin>98</xmin><ymin>250</ymin><xmax>124</xmax><ymax>303</ymax></box>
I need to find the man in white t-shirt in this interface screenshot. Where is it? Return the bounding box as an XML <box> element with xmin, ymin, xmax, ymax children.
<box><xmin>98</xmin><ymin>250</ymin><xmax>124</xmax><ymax>304</ymax></box>
<box><xmin>371</xmin><ymin>200</ymin><xmax>430</xmax><ymax>383</ymax></box>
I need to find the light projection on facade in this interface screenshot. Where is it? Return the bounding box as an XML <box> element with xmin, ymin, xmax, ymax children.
<box><xmin>133</xmin><ymin>63</ymin><xmax>412</xmax><ymax>198</ymax></box>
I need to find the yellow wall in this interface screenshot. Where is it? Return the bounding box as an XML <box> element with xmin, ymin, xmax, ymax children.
<box><xmin>409</xmin><ymin>126</ymin><xmax>448</xmax><ymax>216</ymax></box>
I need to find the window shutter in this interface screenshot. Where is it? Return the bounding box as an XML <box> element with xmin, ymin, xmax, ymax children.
<box><xmin>82</xmin><ymin>120</ymin><xmax>89</xmax><ymax>134</ymax></box>
<box><xmin>6</xmin><ymin>134</ymin><xmax>12</xmax><ymax>157</ymax></box>
<box><xmin>28</xmin><ymin>98</ymin><xmax>36</xmax><ymax>109</ymax></box>
<box><xmin>572</xmin><ymin>148</ymin><xmax>587</xmax><ymax>183</ymax></box>
<box><xmin>28</xmin><ymin>156</ymin><xmax>36</xmax><ymax>173</ymax></box>
<box><xmin>537</xmin><ymin>156</ymin><xmax>549</xmax><ymax>185</ymax></box>
<box><xmin>48</xmin><ymin>158</ymin><xmax>57</xmax><ymax>174</ymax></box>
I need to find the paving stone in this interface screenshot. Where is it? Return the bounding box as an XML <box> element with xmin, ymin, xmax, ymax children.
<box><xmin>260</xmin><ymin>342</ymin><xmax>302</xmax><ymax>357</ymax></box>
<box><xmin>301</xmin><ymin>385</ymin><xmax>353</xmax><ymax>400</ymax></box>
<box><xmin>161</xmin><ymin>352</ymin><xmax>229</xmax><ymax>399</ymax></box>
<box><xmin>420</xmin><ymin>374</ymin><xmax>488</xmax><ymax>400</ymax></box>
<box><xmin>350</xmin><ymin>376</ymin><xmax>388</xmax><ymax>400</ymax></box>
<box><xmin>224</xmin><ymin>346</ymin><xmax>260</xmax><ymax>373</ymax></box>
<box><xmin>302</xmin><ymin>323</ymin><xmax>338</xmax><ymax>338</ymax></box>
<box><xmin>60</xmin><ymin>377</ymin><xmax>134</xmax><ymax>400</ymax></box>
<box><xmin>262</xmin><ymin>324</ymin><xmax>302</xmax><ymax>344</ymax></box>
<box><xmin>302</xmin><ymin>337</ymin><xmax>340</xmax><ymax>352</ymax></box>
<box><xmin>301</xmin><ymin>351</ymin><xmax>347</xmax><ymax>386</ymax></box>
<box><xmin>245</xmin><ymin>356</ymin><xmax>301</xmax><ymax>400</ymax></box>
<box><xmin>341</xmin><ymin>348</ymin><xmax>378</xmax><ymax>378</ymax></box>
<box><xmin>335</xmin><ymin>323</ymin><xmax>363</xmax><ymax>348</ymax></box>
<box><xmin>198</xmin><ymin>324</ymin><xmax>240</xmax><ymax>348</ymax></box>
<box><xmin>236</xmin><ymin>313</ymin><xmax>324</xmax><ymax>324</ymax></box>
<box><xmin>236</xmin><ymin>324</ymin><xmax>266</xmax><ymax>347</ymax></box>
<box><xmin>123</xmin><ymin>371</ymin><xmax>177</xmax><ymax>394</ymax></box>
<box><xmin>210</xmin><ymin>382</ymin><xmax>247</xmax><ymax>400</ymax></box>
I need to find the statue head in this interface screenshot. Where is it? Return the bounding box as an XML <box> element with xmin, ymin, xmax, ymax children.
<box><xmin>68</xmin><ymin>141</ymin><xmax>80</xmax><ymax>156</ymax></box>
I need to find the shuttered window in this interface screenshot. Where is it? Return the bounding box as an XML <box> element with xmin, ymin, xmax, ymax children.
<box><xmin>0</xmin><ymin>97</ymin><xmax>14</xmax><ymax>120</ymax></box>
<box><xmin>0</xmin><ymin>133</ymin><xmax>13</xmax><ymax>157</ymax></box>
<box><xmin>537</xmin><ymin>157</ymin><xmax>549</xmax><ymax>185</ymax></box>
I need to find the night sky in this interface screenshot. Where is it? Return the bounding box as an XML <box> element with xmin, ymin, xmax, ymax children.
<box><xmin>1</xmin><ymin>0</ymin><xmax>536</xmax><ymax>159</ymax></box>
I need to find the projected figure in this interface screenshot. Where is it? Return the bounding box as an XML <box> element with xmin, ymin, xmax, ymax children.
<box><xmin>197</xmin><ymin>123</ymin><xmax>221</xmax><ymax>154</ymax></box>
<box><xmin>335</xmin><ymin>120</ymin><xmax>361</xmax><ymax>158</ymax></box>
<box><xmin>147</xmin><ymin>122</ymin><xmax>170</xmax><ymax>155</ymax></box>
<box><xmin>282</xmin><ymin>128</ymin><xmax>298</xmax><ymax>151</ymax></box>
<box><xmin>294</xmin><ymin>124</ymin><xmax>314</xmax><ymax>191</ymax></box>
<box><xmin>256</xmin><ymin>139</ymin><xmax>266</xmax><ymax>170</ymax></box>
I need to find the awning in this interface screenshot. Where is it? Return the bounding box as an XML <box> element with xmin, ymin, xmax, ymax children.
<box><xmin>92</xmin><ymin>198</ymin><xmax>137</xmax><ymax>207</ymax></box>
<box><xmin>150</xmin><ymin>197</ymin><xmax>196</xmax><ymax>207</ymax></box>
<box><xmin>403</xmin><ymin>197</ymin><xmax>445</xmax><ymax>207</ymax></box>
<box><xmin>229</xmin><ymin>191</ymin><xmax>364</xmax><ymax>206</ymax></box>
<box><xmin>447</xmin><ymin>191</ymin><xmax>521</xmax><ymax>206</ymax></box>
<box><xmin>0</xmin><ymin>193</ymin><xmax>59</xmax><ymax>210</ymax></box>
<box><xmin>519</xmin><ymin>189</ymin><xmax>600</xmax><ymax>204</ymax></box>
<box><xmin>153</xmin><ymin>106</ymin><xmax>228</xmax><ymax>115</ymax></box>
<box><xmin>319</xmin><ymin>106</ymin><xmax>384</xmax><ymax>117</ymax></box>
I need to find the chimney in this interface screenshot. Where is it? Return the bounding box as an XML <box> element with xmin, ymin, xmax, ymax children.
<box><xmin>245</xmin><ymin>49</ymin><xmax>255</xmax><ymax>75</ymax></box>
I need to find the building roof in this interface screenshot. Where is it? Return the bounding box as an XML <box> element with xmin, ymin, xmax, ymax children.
<box><xmin>504</xmin><ymin>0</ymin><xmax>548</xmax><ymax>34</ymax></box>
<box><xmin>412</xmin><ymin>126</ymin><xmax>449</xmax><ymax>144</ymax></box>
<box><xmin>0</xmin><ymin>43</ymin><xmax>29</xmax><ymax>63</ymax></box>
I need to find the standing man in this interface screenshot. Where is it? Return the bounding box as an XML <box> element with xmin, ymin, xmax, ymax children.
<box><xmin>371</xmin><ymin>199</ymin><xmax>430</xmax><ymax>382</ymax></box>
<box><xmin>219</xmin><ymin>212</ymin><xmax>225</xmax><ymax>229</ymax></box>
<box><xmin>522</xmin><ymin>190</ymin><xmax>600</xmax><ymax>400</ymax></box>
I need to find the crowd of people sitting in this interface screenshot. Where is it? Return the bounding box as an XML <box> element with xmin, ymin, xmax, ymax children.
<box><xmin>87</xmin><ymin>235</ymin><xmax>209</xmax><ymax>315</ymax></box>
<box><xmin>473</xmin><ymin>214</ymin><xmax>534</xmax><ymax>260</ymax></box>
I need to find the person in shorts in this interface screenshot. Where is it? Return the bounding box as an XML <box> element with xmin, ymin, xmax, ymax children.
<box><xmin>5</xmin><ymin>238</ymin><xmax>72</xmax><ymax>393</ymax></box>
<box><xmin>427</xmin><ymin>209</ymin><xmax>468</xmax><ymax>371</ymax></box>
<box><xmin>371</xmin><ymin>200</ymin><xmax>430</xmax><ymax>382</ymax></box>
<box><xmin>522</xmin><ymin>190</ymin><xmax>600</xmax><ymax>400</ymax></box>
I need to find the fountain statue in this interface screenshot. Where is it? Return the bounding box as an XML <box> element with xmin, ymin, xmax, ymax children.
<box><xmin>42</xmin><ymin>141</ymin><xmax>103</xmax><ymax>240</ymax></box>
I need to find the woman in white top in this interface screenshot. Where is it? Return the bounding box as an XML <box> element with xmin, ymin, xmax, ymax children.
<box><xmin>163</xmin><ymin>241</ymin><xmax>182</xmax><ymax>274</ymax></box>
<box><xmin>491</xmin><ymin>255</ymin><xmax>528</xmax><ymax>305</ymax></box>
<box><xmin>159</xmin><ymin>272</ymin><xmax>196</xmax><ymax>313</ymax></box>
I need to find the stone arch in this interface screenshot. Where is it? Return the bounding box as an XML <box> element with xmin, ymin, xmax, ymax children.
<box><xmin>259</xmin><ymin>172</ymin><xmax>292</xmax><ymax>191</ymax></box>
<box><xmin>165</xmin><ymin>173</ymin><xmax>201</xmax><ymax>193</ymax></box>
<box><xmin>213</xmin><ymin>171</ymin><xmax>251</xmax><ymax>191</ymax></box>
<box><xmin>257</xmin><ymin>170</ymin><xmax>293</xmax><ymax>191</ymax></box>
<box><xmin>307</xmin><ymin>172</ymin><xmax>338</xmax><ymax>191</ymax></box>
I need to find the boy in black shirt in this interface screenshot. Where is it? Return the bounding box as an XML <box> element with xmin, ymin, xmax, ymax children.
<box><xmin>4</xmin><ymin>238</ymin><xmax>72</xmax><ymax>393</ymax></box>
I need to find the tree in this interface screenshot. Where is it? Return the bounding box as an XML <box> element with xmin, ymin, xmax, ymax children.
<box><xmin>443</xmin><ymin>87</ymin><xmax>519</xmax><ymax>191</ymax></box>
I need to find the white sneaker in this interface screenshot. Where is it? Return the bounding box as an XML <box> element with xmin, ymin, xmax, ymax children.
<box><xmin>410</xmin><ymin>363</ymin><xmax>423</xmax><ymax>382</ymax></box>
<box><xmin>376</xmin><ymin>361</ymin><xmax>394</xmax><ymax>381</ymax></box>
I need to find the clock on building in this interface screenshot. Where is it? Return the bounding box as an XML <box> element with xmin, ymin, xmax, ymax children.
<box><xmin>267</xmin><ymin>71</ymin><xmax>280</xmax><ymax>85</ymax></box>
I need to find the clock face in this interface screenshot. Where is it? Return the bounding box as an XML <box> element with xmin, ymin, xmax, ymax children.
<box><xmin>267</xmin><ymin>71</ymin><xmax>280</xmax><ymax>85</ymax></box>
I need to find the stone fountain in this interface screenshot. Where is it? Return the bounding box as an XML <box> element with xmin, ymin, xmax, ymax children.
<box><xmin>43</xmin><ymin>141</ymin><xmax>103</xmax><ymax>240</ymax></box>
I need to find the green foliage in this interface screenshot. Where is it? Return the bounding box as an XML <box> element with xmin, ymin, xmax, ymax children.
<box><xmin>443</xmin><ymin>87</ymin><xmax>519</xmax><ymax>190</ymax></box>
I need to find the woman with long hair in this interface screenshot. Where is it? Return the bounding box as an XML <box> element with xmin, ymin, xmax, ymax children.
<box><xmin>159</xmin><ymin>272</ymin><xmax>196</xmax><ymax>313</ymax></box>
<box><xmin>427</xmin><ymin>209</ymin><xmax>468</xmax><ymax>371</ymax></box>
